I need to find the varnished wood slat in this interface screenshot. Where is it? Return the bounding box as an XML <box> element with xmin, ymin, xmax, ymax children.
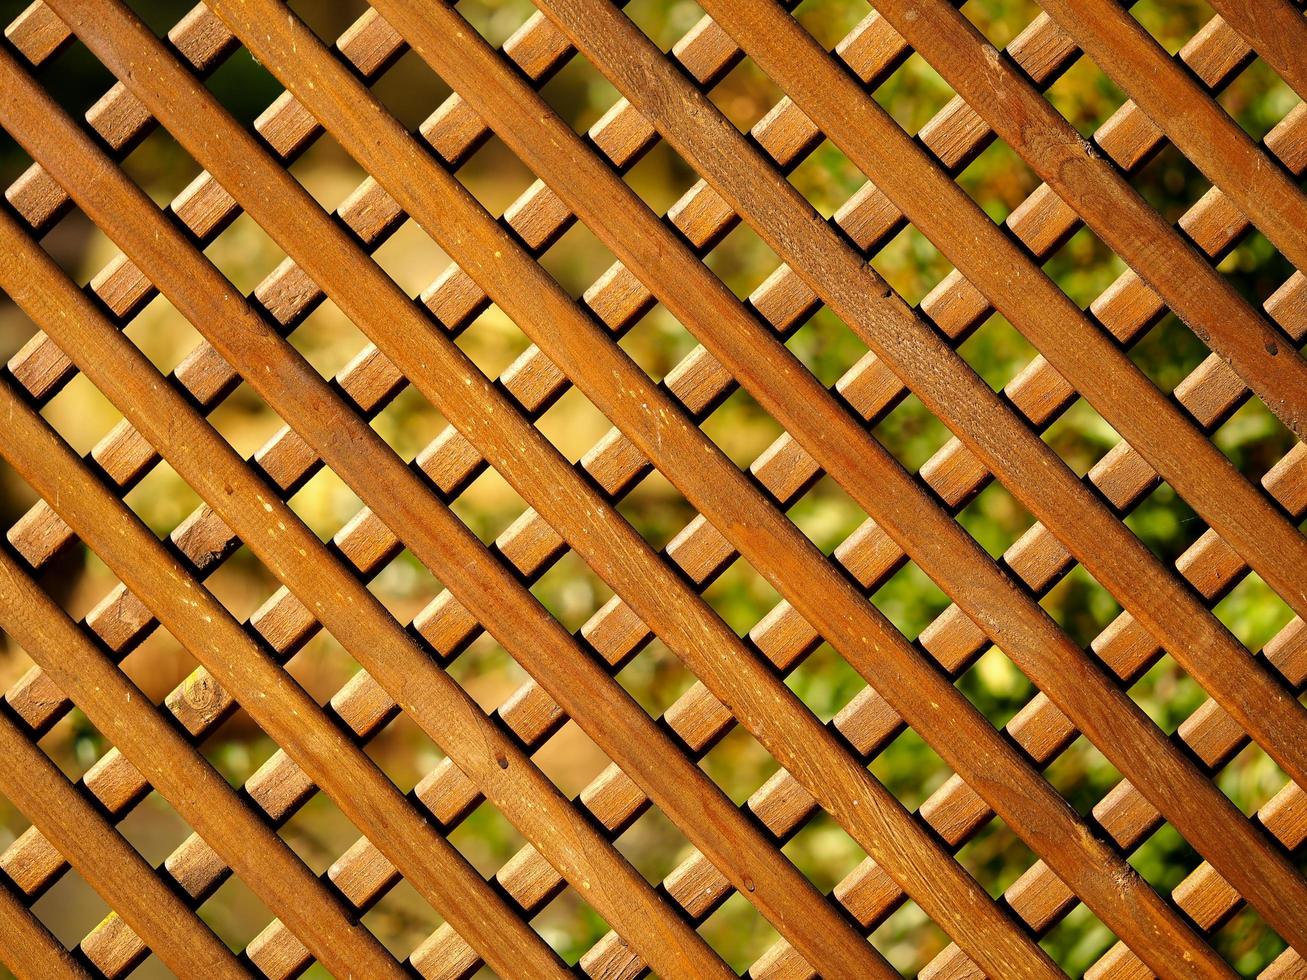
<box><xmin>0</xmin><ymin>700</ymin><xmax>244</xmax><ymax>978</ymax></box>
<box><xmin>367</xmin><ymin>0</ymin><xmax>1303</xmax><ymax>968</ymax></box>
<box><xmin>1204</xmin><ymin>0</ymin><xmax>1307</xmax><ymax>101</ymax></box>
<box><xmin>0</xmin><ymin>873</ymin><xmax>85</xmax><ymax>980</ymax></box>
<box><xmin>1031</xmin><ymin>0</ymin><xmax>1307</xmax><ymax>280</ymax></box>
<box><xmin>176</xmin><ymin>0</ymin><xmax>1243</xmax><ymax>976</ymax></box>
<box><xmin>0</xmin><ymin>77</ymin><xmax>749</xmax><ymax>980</ymax></box>
<box><xmin>0</xmin><ymin>12</ymin><xmax>881</xmax><ymax>977</ymax></box>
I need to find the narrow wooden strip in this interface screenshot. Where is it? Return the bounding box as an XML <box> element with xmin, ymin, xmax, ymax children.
<box><xmin>0</xmin><ymin>421</ymin><xmax>405</xmax><ymax>977</ymax></box>
<box><xmin>0</xmin><ymin>134</ymin><xmax>735</xmax><ymax>980</ymax></box>
<box><xmin>0</xmin><ymin>874</ymin><xmax>85</xmax><ymax>980</ymax></box>
<box><xmin>377</xmin><ymin>0</ymin><xmax>1300</xmax><ymax>968</ymax></box>
<box><xmin>0</xmin><ymin>703</ymin><xmax>243</xmax><ymax>978</ymax></box>
<box><xmin>160</xmin><ymin>0</ymin><xmax>1212</xmax><ymax>972</ymax></box>
<box><xmin>1</xmin><ymin>17</ymin><xmax>876</xmax><ymax>978</ymax></box>
<box><xmin>1205</xmin><ymin>0</ymin><xmax>1307</xmax><ymax>100</ymax></box>
<box><xmin>1032</xmin><ymin>0</ymin><xmax>1307</xmax><ymax>278</ymax></box>
<box><xmin>54</xmin><ymin>1</ymin><xmax>1053</xmax><ymax>974</ymax></box>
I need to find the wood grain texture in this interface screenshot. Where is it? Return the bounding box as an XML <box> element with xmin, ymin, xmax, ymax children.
<box><xmin>0</xmin><ymin>0</ymin><xmax>1301</xmax><ymax>974</ymax></box>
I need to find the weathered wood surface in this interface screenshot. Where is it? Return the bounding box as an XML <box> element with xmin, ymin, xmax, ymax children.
<box><xmin>0</xmin><ymin>0</ymin><xmax>1303</xmax><ymax>976</ymax></box>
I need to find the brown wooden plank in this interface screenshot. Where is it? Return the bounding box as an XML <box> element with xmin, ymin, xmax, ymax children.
<box><xmin>359</xmin><ymin>0</ymin><xmax>1305</xmax><ymax>966</ymax></box>
<box><xmin>0</xmin><ymin>113</ymin><xmax>752</xmax><ymax>980</ymax></box>
<box><xmin>0</xmin><ymin>874</ymin><xmax>85</xmax><ymax>980</ymax></box>
<box><xmin>0</xmin><ymin>16</ymin><xmax>888</xmax><ymax>978</ymax></box>
<box><xmin>36</xmin><ymin>1</ymin><xmax>1063</xmax><ymax>974</ymax></box>
<box><xmin>0</xmin><ymin>700</ymin><xmax>244</xmax><ymax>978</ymax></box>
<box><xmin>1031</xmin><ymin>0</ymin><xmax>1307</xmax><ymax>280</ymax></box>
<box><xmin>1205</xmin><ymin>0</ymin><xmax>1307</xmax><ymax>101</ymax></box>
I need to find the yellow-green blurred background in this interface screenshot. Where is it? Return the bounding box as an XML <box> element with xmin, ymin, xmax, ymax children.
<box><xmin>0</xmin><ymin>0</ymin><xmax>1301</xmax><ymax>974</ymax></box>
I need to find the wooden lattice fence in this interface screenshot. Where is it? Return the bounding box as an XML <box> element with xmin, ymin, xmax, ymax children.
<box><xmin>0</xmin><ymin>0</ymin><xmax>1304</xmax><ymax>975</ymax></box>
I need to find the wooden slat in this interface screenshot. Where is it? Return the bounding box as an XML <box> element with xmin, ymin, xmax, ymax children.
<box><xmin>369</xmin><ymin>0</ymin><xmax>1306</xmax><ymax>967</ymax></box>
<box><xmin>0</xmin><ymin>873</ymin><xmax>85</xmax><ymax>980</ymax></box>
<box><xmin>1205</xmin><ymin>0</ymin><xmax>1307</xmax><ymax>100</ymax></box>
<box><xmin>0</xmin><ymin>70</ymin><xmax>759</xmax><ymax>980</ymax></box>
<box><xmin>0</xmin><ymin>0</ymin><xmax>1301</xmax><ymax>974</ymax></box>
<box><xmin>0</xmin><ymin>11</ymin><xmax>885</xmax><ymax>977</ymax></box>
<box><xmin>0</xmin><ymin>701</ymin><xmax>243</xmax><ymax>978</ymax></box>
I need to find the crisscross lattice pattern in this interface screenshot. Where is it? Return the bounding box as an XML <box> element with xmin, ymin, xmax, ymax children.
<box><xmin>0</xmin><ymin>0</ymin><xmax>1304</xmax><ymax>975</ymax></box>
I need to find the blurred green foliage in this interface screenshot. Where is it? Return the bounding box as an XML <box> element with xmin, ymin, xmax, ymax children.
<box><xmin>0</xmin><ymin>0</ymin><xmax>1301</xmax><ymax>975</ymax></box>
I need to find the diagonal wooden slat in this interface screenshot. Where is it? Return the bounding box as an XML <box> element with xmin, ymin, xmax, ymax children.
<box><xmin>373</xmin><ymin>0</ymin><xmax>1307</xmax><ymax>962</ymax></box>
<box><xmin>0</xmin><ymin>696</ymin><xmax>243</xmax><ymax>978</ymax></box>
<box><xmin>0</xmin><ymin>12</ymin><xmax>894</xmax><ymax>976</ymax></box>
<box><xmin>0</xmin><ymin>0</ymin><xmax>1301</xmax><ymax>973</ymax></box>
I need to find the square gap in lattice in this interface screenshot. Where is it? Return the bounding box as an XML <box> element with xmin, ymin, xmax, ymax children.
<box><xmin>700</xmin><ymin>384</ymin><xmax>788</xmax><ymax>469</ymax></box>
<box><xmin>1040</xmin><ymin>394</ymin><xmax>1123</xmax><ymax>479</ymax></box>
<box><xmin>1132</xmin><ymin>139</ymin><xmax>1213</xmax><ymax>226</ymax></box>
<box><xmin>34</xmin><ymin>201</ymin><xmax>118</xmax><ymax>292</ymax></box>
<box><xmin>699</xmin><ymin>876</ymin><xmax>782</xmax><ymax>972</ymax></box>
<box><xmin>370</xmin><ymin>384</ymin><xmax>449</xmax><ymax>466</ymax></box>
<box><xmin>1039</xmin><ymin>562</ymin><xmax>1124</xmax><ymax>651</ymax></box>
<box><xmin>366</xmin><ymin>547</ymin><xmax>445</xmax><ymax>624</ymax></box>
<box><xmin>1124</xmin><ymin>479</ymin><xmax>1206</xmax><ymax>567</ymax></box>
<box><xmin>284</xmin><ymin>125</ymin><xmax>373</xmax><ymax>216</ymax></box>
<box><xmin>704</xmin><ymin>218</ymin><xmax>785</xmax><ymax>302</ymax></box>
<box><xmin>1215</xmin><ymin>570</ymin><xmax>1297</xmax><ymax>654</ymax></box>
<box><xmin>121</xmin><ymin>291</ymin><xmax>204</xmax><ymax>376</ymax></box>
<box><xmin>871</xmin><ymin>724</ymin><xmax>955</xmax><ymax>813</ymax></box>
<box><xmin>531</xmin><ymin>41</ymin><xmax>621</xmax><ymax>140</ymax></box>
<box><xmin>199</xmin><ymin>702</ymin><xmax>280</xmax><ymax>790</ymax></box>
<box><xmin>286</xmin><ymin>1</ymin><xmax>370</xmax><ymax>48</ymax></box>
<box><xmin>1219</xmin><ymin>56</ymin><xmax>1301</xmax><ymax>144</ymax></box>
<box><xmin>1040</xmin><ymin>730</ymin><xmax>1124</xmax><ymax>819</ymax></box>
<box><xmin>1126</xmin><ymin>312</ymin><xmax>1213</xmax><ymax>395</ymax></box>
<box><xmin>621</xmin><ymin>0</ymin><xmax>709</xmax><ymax>52</ymax></box>
<box><xmin>363</xmin><ymin>706</ymin><xmax>448</xmax><ymax>794</ymax></box>
<box><xmin>38</xmin><ymin>367</ymin><xmax>122</xmax><ymax>456</ymax></box>
<box><xmin>1038</xmin><ymin>901</ymin><xmax>1114</xmax><ymax>975</ymax></box>
<box><xmin>205</xmin><ymin>379</ymin><xmax>294</xmax><ymax>460</ymax></box>
<box><xmin>788</xmin><ymin>139</ymin><xmax>869</xmax><ymax>221</ymax></box>
<box><xmin>119</xmin><ymin>122</ymin><xmax>201</xmax><ymax>210</ymax></box>
<box><xmin>537</xmin><ymin>213</ymin><xmax>625</xmax><ymax>301</ymax></box>
<box><xmin>276</xmin><ymin>779</ymin><xmax>367</xmax><ymax>877</ymax></box>
<box><xmin>121</xmin><ymin>459</ymin><xmax>204</xmax><ymax>541</ymax></box>
<box><xmin>956</xmin><ymin>137</ymin><xmax>1042</xmax><ymax>225</ymax></box>
<box><xmin>1125</xmin><ymin>819</ymin><xmax>1204</xmax><ymax>897</ymax></box>
<box><xmin>698</xmin><ymin>718</ymin><xmax>781</xmax><ymax>806</ymax></box>
<box><xmin>706</xmin><ymin>55</ymin><xmax>787</xmax><ymax>135</ymax></box>
<box><xmin>871</xmin><ymin>559</ymin><xmax>951</xmax><ymax>642</ymax></box>
<box><xmin>529</xmin><ymin>548</ymin><xmax>614</xmax><ymax>634</ymax></box>
<box><xmin>1042</xmin><ymin>223</ymin><xmax>1127</xmax><ymax>310</ymax></box>
<box><xmin>616</xmin><ymin>303</ymin><xmax>700</xmax><ymax>386</ymax></box>
<box><xmin>787</xmin><ymin>473</ymin><xmax>869</xmax><ymax>556</ymax></box>
<box><xmin>700</xmin><ymin>553</ymin><xmax>784</xmax><ymax>637</ymax></box>
<box><xmin>202</xmin><ymin>209</ymin><xmax>292</xmax><ymax>296</ymax></box>
<box><xmin>446</xmin><ymin>796</ymin><xmax>530</xmax><ymax>879</ymax></box>
<box><xmin>37</xmin><ymin>706</ymin><xmax>108</xmax><ymax>783</ymax></box>
<box><xmin>869</xmin><ymin>223</ymin><xmax>953</xmax><ymax>308</ymax></box>
<box><xmin>955</xmin><ymin>646</ymin><xmax>1037</xmax><ymax>730</ymax></box>
<box><xmin>454</xmin><ymin>302</ymin><xmax>532</xmax><ymax>383</ymax></box>
<box><xmin>956</xmin><ymin>477</ymin><xmax>1037</xmax><ymax>561</ymax></box>
<box><xmin>1212</xmin><ymin>381</ymin><xmax>1296</xmax><ymax>480</ymax></box>
<box><xmin>615</xmin><ymin>635</ymin><xmax>698</xmax><ymax>719</ymax></box>
<box><xmin>792</xmin><ymin>0</ymin><xmax>878</xmax><ymax>50</ymax></box>
<box><xmin>451</xmin><ymin>130</ymin><xmax>542</xmax><ymax>219</ymax></box>
<box><xmin>621</xmin><ymin>138</ymin><xmax>702</xmax><ymax>218</ymax></box>
<box><xmin>286</xmin><ymin>459</ymin><xmax>367</xmax><ymax>542</ymax></box>
<box><xmin>870</xmin><ymin>390</ymin><xmax>952</xmax><ymax>472</ymax></box>
<box><xmin>1041</xmin><ymin>47</ymin><xmax>1130</xmax><ymax>140</ymax></box>
<box><xmin>202</xmin><ymin>31</ymin><xmax>285</xmax><ymax>130</ymax></box>
<box><xmin>1213</xmin><ymin>904</ymin><xmax>1289</xmax><ymax>976</ymax></box>
<box><xmin>26</xmin><ymin>33</ymin><xmax>116</xmax><ymax>119</ymax></box>
<box><xmin>870</xmin><ymin>897</ymin><xmax>952</xmax><ymax>974</ymax></box>
<box><xmin>1129</xmin><ymin>0</ymin><xmax>1220</xmax><ymax>58</ymax></box>
<box><xmin>958</xmin><ymin>0</ymin><xmax>1042</xmax><ymax>49</ymax></box>
<box><xmin>615</xmin><ymin>467</ymin><xmax>699</xmax><ymax>554</ymax></box>
<box><xmin>870</xmin><ymin>50</ymin><xmax>958</xmax><ymax>138</ymax></box>
<box><xmin>535</xmin><ymin>380</ymin><xmax>620</xmax><ymax>464</ymax></box>
<box><xmin>361</xmin><ymin>874</ymin><xmax>444</xmax><ymax>962</ymax></box>
<box><xmin>370</xmin><ymin>47</ymin><xmax>456</xmax><ymax>133</ymax></box>
<box><xmin>31</xmin><ymin>862</ymin><xmax>111</xmax><ymax>954</ymax></box>
<box><xmin>1218</xmin><ymin>228</ymin><xmax>1297</xmax><ymax>314</ymax></box>
<box><xmin>955</xmin><ymin>812</ymin><xmax>1039</xmax><ymax>900</ymax></box>
<box><xmin>953</xmin><ymin>311</ymin><xmax>1039</xmax><ymax>395</ymax></box>
<box><xmin>785</xmin><ymin>641</ymin><xmax>869</xmax><ymax>724</ymax></box>
<box><xmin>782</xmin><ymin>808</ymin><xmax>866</xmax><ymax>895</ymax></box>
<box><xmin>447</xmin><ymin>635</ymin><xmax>527</xmax><ymax>713</ymax></box>
<box><xmin>371</xmin><ymin>217</ymin><xmax>451</xmax><ymax>299</ymax></box>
